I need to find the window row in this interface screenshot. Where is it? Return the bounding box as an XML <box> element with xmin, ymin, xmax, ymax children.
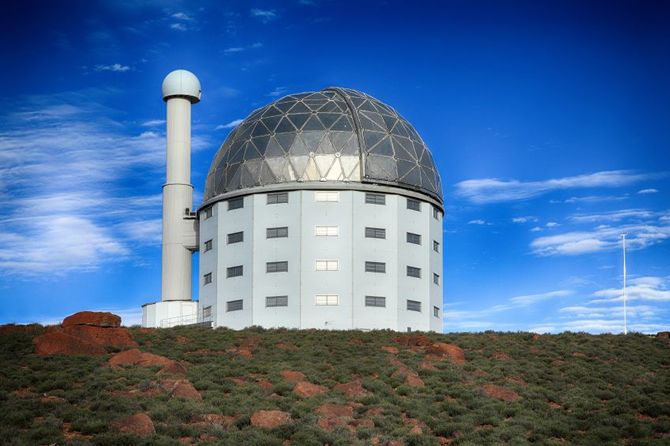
<box><xmin>219</xmin><ymin>295</ymin><xmax>440</xmax><ymax>316</ymax></box>
<box><xmin>202</xmin><ymin>192</ymin><xmax>442</xmax><ymax>219</ymax></box>
<box><xmin>209</xmin><ymin>263</ymin><xmax>435</xmax><ymax>281</ymax></box>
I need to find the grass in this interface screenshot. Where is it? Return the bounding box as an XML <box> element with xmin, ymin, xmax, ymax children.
<box><xmin>1</xmin><ymin>326</ymin><xmax>669</xmax><ymax>445</ymax></box>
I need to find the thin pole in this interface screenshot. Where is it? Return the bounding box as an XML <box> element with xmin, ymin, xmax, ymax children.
<box><xmin>622</xmin><ymin>233</ymin><xmax>627</xmax><ymax>335</ymax></box>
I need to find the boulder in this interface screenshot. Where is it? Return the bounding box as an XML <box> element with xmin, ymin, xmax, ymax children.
<box><xmin>110</xmin><ymin>413</ymin><xmax>155</xmax><ymax>437</ymax></box>
<box><xmin>63</xmin><ymin>311</ymin><xmax>121</xmax><ymax>328</ymax></box>
<box><xmin>316</xmin><ymin>403</ymin><xmax>354</xmax><ymax>418</ymax></box>
<box><xmin>169</xmin><ymin>380</ymin><xmax>202</xmax><ymax>400</ymax></box>
<box><xmin>381</xmin><ymin>346</ymin><xmax>399</xmax><ymax>354</ymax></box>
<box><xmin>250</xmin><ymin>410</ymin><xmax>292</xmax><ymax>429</ymax></box>
<box><xmin>108</xmin><ymin>348</ymin><xmax>176</xmax><ymax>368</ymax></box>
<box><xmin>293</xmin><ymin>381</ymin><xmax>327</xmax><ymax>398</ymax></box>
<box><xmin>393</xmin><ymin>334</ymin><xmax>433</xmax><ymax>347</ymax></box>
<box><xmin>334</xmin><ymin>379</ymin><xmax>369</xmax><ymax>399</ymax></box>
<box><xmin>62</xmin><ymin>325</ymin><xmax>136</xmax><ymax>348</ymax></box>
<box><xmin>426</xmin><ymin>343</ymin><xmax>465</xmax><ymax>365</ymax></box>
<box><xmin>657</xmin><ymin>331</ymin><xmax>670</xmax><ymax>339</ymax></box>
<box><xmin>280</xmin><ymin>370</ymin><xmax>306</xmax><ymax>383</ymax></box>
<box><xmin>34</xmin><ymin>329</ymin><xmax>105</xmax><ymax>355</ymax></box>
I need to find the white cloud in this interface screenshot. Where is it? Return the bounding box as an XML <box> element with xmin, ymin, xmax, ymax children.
<box><xmin>562</xmin><ymin>194</ymin><xmax>629</xmax><ymax>203</ymax></box>
<box><xmin>141</xmin><ymin>119</ymin><xmax>165</xmax><ymax>127</ymax></box>
<box><xmin>509</xmin><ymin>290</ymin><xmax>572</xmax><ymax>305</ymax></box>
<box><xmin>94</xmin><ymin>63</ymin><xmax>130</xmax><ymax>72</ymax></box>
<box><xmin>467</xmin><ymin>219</ymin><xmax>487</xmax><ymax>225</ymax></box>
<box><xmin>215</xmin><ymin>118</ymin><xmax>244</xmax><ymax>130</ymax></box>
<box><xmin>530</xmin><ymin>226</ymin><xmax>542</xmax><ymax>232</ymax></box>
<box><xmin>589</xmin><ymin>276</ymin><xmax>670</xmax><ymax>303</ymax></box>
<box><xmin>250</xmin><ymin>8</ymin><xmax>278</xmax><ymax>23</ymax></box>
<box><xmin>638</xmin><ymin>188</ymin><xmax>658</xmax><ymax>194</ymax></box>
<box><xmin>455</xmin><ymin>170</ymin><xmax>658</xmax><ymax>204</ymax></box>
<box><xmin>268</xmin><ymin>86</ymin><xmax>288</xmax><ymax>97</ymax></box>
<box><xmin>512</xmin><ymin>216</ymin><xmax>536</xmax><ymax>223</ymax></box>
<box><xmin>569</xmin><ymin>209</ymin><xmax>655</xmax><ymax>223</ymax></box>
<box><xmin>170</xmin><ymin>23</ymin><xmax>187</xmax><ymax>31</ymax></box>
<box><xmin>546</xmin><ymin>222</ymin><xmax>559</xmax><ymax>228</ymax></box>
<box><xmin>223</xmin><ymin>42</ymin><xmax>263</xmax><ymax>54</ymax></box>
<box><xmin>171</xmin><ymin>12</ymin><xmax>193</xmax><ymax>21</ymax></box>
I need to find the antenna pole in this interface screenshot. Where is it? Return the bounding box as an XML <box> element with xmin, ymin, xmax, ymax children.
<box><xmin>622</xmin><ymin>233</ymin><xmax>627</xmax><ymax>335</ymax></box>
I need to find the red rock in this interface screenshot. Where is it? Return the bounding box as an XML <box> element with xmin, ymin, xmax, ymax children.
<box><xmin>34</xmin><ymin>329</ymin><xmax>105</xmax><ymax>355</ymax></box>
<box><xmin>420</xmin><ymin>361</ymin><xmax>438</xmax><ymax>371</ymax></box>
<box><xmin>393</xmin><ymin>334</ymin><xmax>432</xmax><ymax>347</ymax></box>
<box><xmin>65</xmin><ymin>325</ymin><xmax>137</xmax><ymax>348</ymax></box>
<box><xmin>63</xmin><ymin>311</ymin><xmax>121</xmax><ymax>328</ymax></box>
<box><xmin>656</xmin><ymin>331</ymin><xmax>670</xmax><ymax>339</ymax></box>
<box><xmin>0</xmin><ymin>324</ymin><xmax>40</xmax><ymax>336</ymax></box>
<box><xmin>381</xmin><ymin>346</ymin><xmax>399</xmax><ymax>354</ymax></box>
<box><xmin>157</xmin><ymin>360</ymin><xmax>188</xmax><ymax>377</ymax></box>
<box><xmin>110</xmin><ymin>413</ymin><xmax>155</xmax><ymax>437</ymax></box>
<box><xmin>334</xmin><ymin>379</ymin><xmax>369</xmax><ymax>399</ymax></box>
<box><xmin>350</xmin><ymin>418</ymin><xmax>374</xmax><ymax>429</ymax></box>
<box><xmin>108</xmin><ymin>348</ymin><xmax>173</xmax><ymax>367</ymax></box>
<box><xmin>170</xmin><ymin>380</ymin><xmax>202</xmax><ymax>400</ymax></box>
<box><xmin>426</xmin><ymin>343</ymin><xmax>465</xmax><ymax>365</ymax></box>
<box><xmin>316</xmin><ymin>404</ymin><xmax>354</xmax><ymax>418</ymax></box>
<box><xmin>276</xmin><ymin>341</ymin><xmax>298</xmax><ymax>351</ymax></box>
<box><xmin>256</xmin><ymin>379</ymin><xmax>274</xmax><ymax>391</ymax></box>
<box><xmin>473</xmin><ymin>369</ymin><xmax>489</xmax><ymax>378</ymax></box>
<box><xmin>405</xmin><ymin>374</ymin><xmax>425</xmax><ymax>387</ymax></box>
<box><xmin>482</xmin><ymin>384</ymin><xmax>521</xmax><ymax>402</ymax></box>
<box><xmin>176</xmin><ymin>336</ymin><xmax>189</xmax><ymax>345</ymax></box>
<box><xmin>250</xmin><ymin>410</ymin><xmax>292</xmax><ymax>429</ymax></box>
<box><xmin>531</xmin><ymin>334</ymin><xmax>541</xmax><ymax>342</ymax></box>
<box><xmin>280</xmin><ymin>370</ymin><xmax>306</xmax><ymax>383</ymax></box>
<box><xmin>293</xmin><ymin>381</ymin><xmax>327</xmax><ymax>398</ymax></box>
<box><xmin>402</xmin><ymin>413</ymin><xmax>429</xmax><ymax>435</ymax></box>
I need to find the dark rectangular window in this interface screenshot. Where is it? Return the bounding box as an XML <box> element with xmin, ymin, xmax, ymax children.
<box><xmin>266</xmin><ymin>261</ymin><xmax>288</xmax><ymax>273</ymax></box>
<box><xmin>203</xmin><ymin>272</ymin><xmax>212</xmax><ymax>285</ymax></box>
<box><xmin>365</xmin><ymin>192</ymin><xmax>386</xmax><ymax>205</ymax></box>
<box><xmin>407</xmin><ymin>232</ymin><xmax>421</xmax><ymax>245</ymax></box>
<box><xmin>228</xmin><ymin>197</ymin><xmax>243</xmax><ymax>210</ymax></box>
<box><xmin>433</xmin><ymin>207</ymin><xmax>440</xmax><ymax>219</ymax></box>
<box><xmin>433</xmin><ymin>240</ymin><xmax>440</xmax><ymax>253</ymax></box>
<box><xmin>203</xmin><ymin>306</ymin><xmax>212</xmax><ymax>319</ymax></box>
<box><xmin>267</xmin><ymin>226</ymin><xmax>288</xmax><ymax>238</ymax></box>
<box><xmin>227</xmin><ymin>265</ymin><xmax>243</xmax><ymax>278</ymax></box>
<box><xmin>407</xmin><ymin>266</ymin><xmax>421</xmax><ymax>278</ymax></box>
<box><xmin>433</xmin><ymin>273</ymin><xmax>440</xmax><ymax>285</ymax></box>
<box><xmin>407</xmin><ymin>198</ymin><xmax>421</xmax><ymax>211</ymax></box>
<box><xmin>267</xmin><ymin>192</ymin><xmax>288</xmax><ymax>204</ymax></box>
<box><xmin>227</xmin><ymin>299</ymin><xmax>243</xmax><ymax>312</ymax></box>
<box><xmin>227</xmin><ymin>231</ymin><xmax>243</xmax><ymax>244</ymax></box>
<box><xmin>365</xmin><ymin>261</ymin><xmax>386</xmax><ymax>273</ymax></box>
<box><xmin>204</xmin><ymin>207</ymin><xmax>213</xmax><ymax>219</ymax></box>
<box><xmin>407</xmin><ymin>300</ymin><xmax>421</xmax><ymax>312</ymax></box>
<box><xmin>433</xmin><ymin>306</ymin><xmax>440</xmax><ymax>317</ymax></box>
<box><xmin>266</xmin><ymin>295</ymin><xmax>288</xmax><ymax>307</ymax></box>
<box><xmin>365</xmin><ymin>227</ymin><xmax>386</xmax><ymax>239</ymax></box>
<box><xmin>204</xmin><ymin>239</ymin><xmax>213</xmax><ymax>252</ymax></box>
<box><xmin>365</xmin><ymin>296</ymin><xmax>386</xmax><ymax>307</ymax></box>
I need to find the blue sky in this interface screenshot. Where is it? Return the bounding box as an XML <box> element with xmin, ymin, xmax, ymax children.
<box><xmin>0</xmin><ymin>0</ymin><xmax>668</xmax><ymax>333</ymax></box>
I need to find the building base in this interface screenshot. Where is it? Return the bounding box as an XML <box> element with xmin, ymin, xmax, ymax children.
<box><xmin>142</xmin><ymin>300</ymin><xmax>198</xmax><ymax>328</ymax></box>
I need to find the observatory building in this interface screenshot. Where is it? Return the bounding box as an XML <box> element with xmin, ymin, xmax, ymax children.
<box><xmin>143</xmin><ymin>70</ymin><xmax>444</xmax><ymax>332</ymax></box>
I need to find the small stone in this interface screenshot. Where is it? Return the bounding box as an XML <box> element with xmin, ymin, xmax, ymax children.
<box><xmin>110</xmin><ymin>413</ymin><xmax>155</xmax><ymax>437</ymax></box>
<box><xmin>293</xmin><ymin>381</ymin><xmax>327</xmax><ymax>398</ymax></box>
<box><xmin>250</xmin><ymin>410</ymin><xmax>292</xmax><ymax>429</ymax></box>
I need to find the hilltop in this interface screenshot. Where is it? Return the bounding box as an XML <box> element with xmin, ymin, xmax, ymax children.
<box><xmin>1</xmin><ymin>314</ymin><xmax>669</xmax><ymax>445</ymax></box>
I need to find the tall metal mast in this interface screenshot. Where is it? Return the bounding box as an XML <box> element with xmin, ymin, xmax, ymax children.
<box><xmin>622</xmin><ymin>233</ymin><xmax>628</xmax><ymax>335</ymax></box>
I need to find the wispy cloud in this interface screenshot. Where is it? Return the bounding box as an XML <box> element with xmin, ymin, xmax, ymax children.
<box><xmin>171</xmin><ymin>12</ymin><xmax>193</xmax><ymax>21</ymax></box>
<box><xmin>223</xmin><ymin>42</ymin><xmax>263</xmax><ymax>54</ymax></box>
<box><xmin>170</xmin><ymin>23</ymin><xmax>187</xmax><ymax>31</ymax></box>
<box><xmin>444</xmin><ymin>289</ymin><xmax>572</xmax><ymax>321</ymax></box>
<box><xmin>141</xmin><ymin>119</ymin><xmax>165</xmax><ymax>127</ymax></box>
<box><xmin>467</xmin><ymin>219</ymin><xmax>488</xmax><ymax>225</ymax></box>
<box><xmin>455</xmin><ymin>170</ymin><xmax>658</xmax><ymax>204</ymax></box>
<box><xmin>250</xmin><ymin>8</ymin><xmax>278</xmax><ymax>23</ymax></box>
<box><xmin>512</xmin><ymin>216</ymin><xmax>537</xmax><ymax>223</ymax></box>
<box><xmin>268</xmin><ymin>86</ymin><xmax>288</xmax><ymax>97</ymax></box>
<box><xmin>559</xmin><ymin>194</ymin><xmax>629</xmax><ymax>204</ymax></box>
<box><xmin>590</xmin><ymin>276</ymin><xmax>670</xmax><ymax>303</ymax></box>
<box><xmin>215</xmin><ymin>118</ymin><xmax>243</xmax><ymax>130</ymax></box>
<box><xmin>638</xmin><ymin>188</ymin><xmax>658</xmax><ymax>194</ymax></box>
<box><xmin>94</xmin><ymin>63</ymin><xmax>131</xmax><ymax>72</ymax></box>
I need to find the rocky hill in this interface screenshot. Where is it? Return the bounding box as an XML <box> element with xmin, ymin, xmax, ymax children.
<box><xmin>1</xmin><ymin>312</ymin><xmax>669</xmax><ymax>445</ymax></box>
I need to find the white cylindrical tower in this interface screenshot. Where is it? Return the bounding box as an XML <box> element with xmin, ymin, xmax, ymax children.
<box><xmin>161</xmin><ymin>69</ymin><xmax>201</xmax><ymax>302</ymax></box>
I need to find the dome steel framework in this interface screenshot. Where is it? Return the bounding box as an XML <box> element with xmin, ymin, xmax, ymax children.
<box><xmin>204</xmin><ymin>87</ymin><xmax>442</xmax><ymax>205</ymax></box>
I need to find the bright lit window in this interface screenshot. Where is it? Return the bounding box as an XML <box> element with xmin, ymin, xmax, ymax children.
<box><xmin>315</xmin><ymin>225</ymin><xmax>339</xmax><ymax>236</ymax></box>
<box><xmin>315</xmin><ymin>294</ymin><xmax>339</xmax><ymax>306</ymax></box>
<box><xmin>315</xmin><ymin>191</ymin><xmax>340</xmax><ymax>202</ymax></box>
<box><xmin>315</xmin><ymin>259</ymin><xmax>339</xmax><ymax>271</ymax></box>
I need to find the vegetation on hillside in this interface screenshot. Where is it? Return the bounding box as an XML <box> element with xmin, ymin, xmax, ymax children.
<box><xmin>1</xmin><ymin>325</ymin><xmax>669</xmax><ymax>445</ymax></box>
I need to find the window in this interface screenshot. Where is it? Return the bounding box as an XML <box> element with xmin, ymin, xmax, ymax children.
<box><xmin>315</xmin><ymin>191</ymin><xmax>339</xmax><ymax>202</ymax></box>
<box><xmin>267</xmin><ymin>192</ymin><xmax>288</xmax><ymax>204</ymax></box>
<box><xmin>433</xmin><ymin>306</ymin><xmax>440</xmax><ymax>317</ymax></box>
<box><xmin>433</xmin><ymin>240</ymin><xmax>440</xmax><ymax>253</ymax></box>
<box><xmin>228</xmin><ymin>197</ymin><xmax>243</xmax><ymax>210</ymax></box>
<box><xmin>365</xmin><ymin>296</ymin><xmax>386</xmax><ymax>307</ymax></box>
<box><xmin>315</xmin><ymin>225</ymin><xmax>339</xmax><ymax>236</ymax></box>
<box><xmin>227</xmin><ymin>265</ymin><xmax>243</xmax><ymax>278</ymax></box>
<box><xmin>433</xmin><ymin>207</ymin><xmax>440</xmax><ymax>219</ymax></box>
<box><xmin>365</xmin><ymin>227</ymin><xmax>386</xmax><ymax>239</ymax></box>
<box><xmin>227</xmin><ymin>231</ymin><xmax>243</xmax><ymax>244</ymax></box>
<box><xmin>407</xmin><ymin>198</ymin><xmax>421</xmax><ymax>211</ymax></box>
<box><xmin>266</xmin><ymin>261</ymin><xmax>288</xmax><ymax>273</ymax></box>
<box><xmin>365</xmin><ymin>261</ymin><xmax>386</xmax><ymax>273</ymax></box>
<box><xmin>407</xmin><ymin>266</ymin><xmax>421</xmax><ymax>278</ymax></box>
<box><xmin>365</xmin><ymin>192</ymin><xmax>385</xmax><ymax>205</ymax></box>
<box><xmin>315</xmin><ymin>294</ymin><xmax>339</xmax><ymax>306</ymax></box>
<box><xmin>203</xmin><ymin>272</ymin><xmax>212</xmax><ymax>285</ymax></box>
<box><xmin>407</xmin><ymin>300</ymin><xmax>422</xmax><ymax>312</ymax></box>
<box><xmin>204</xmin><ymin>239</ymin><xmax>213</xmax><ymax>252</ymax></box>
<box><xmin>203</xmin><ymin>306</ymin><xmax>212</xmax><ymax>319</ymax></box>
<box><xmin>267</xmin><ymin>226</ymin><xmax>288</xmax><ymax>239</ymax></box>
<box><xmin>227</xmin><ymin>299</ymin><xmax>243</xmax><ymax>312</ymax></box>
<box><xmin>433</xmin><ymin>273</ymin><xmax>440</xmax><ymax>285</ymax></box>
<box><xmin>203</xmin><ymin>207</ymin><xmax>213</xmax><ymax>219</ymax></box>
<box><xmin>407</xmin><ymin>232</ymin><xmax>421</xmax><ymax>245</ymax></box>
<box><xmin>266</xmin><ymin>295</ymin><xmax>288</xmax><ymax>307</ymax></box>
<box><xmin>315</xmin><ymin>259</ymin><xmax>339</xmax><ymax>271</ymax></box>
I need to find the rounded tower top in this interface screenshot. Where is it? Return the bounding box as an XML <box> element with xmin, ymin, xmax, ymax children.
<box><xmin>162</xmin><ymin>69</ymin><xmax>201</xmax><ymax>103</ymax></box>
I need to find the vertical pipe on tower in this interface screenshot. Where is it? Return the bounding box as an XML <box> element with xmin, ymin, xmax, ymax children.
<box><xmin>161</xmin><ymin>70</ymin><xmax>201</xmax><ymax>302</ymax></box>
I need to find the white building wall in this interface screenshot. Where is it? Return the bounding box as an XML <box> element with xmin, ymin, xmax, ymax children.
<box><xmin>430</xmin><ymin>205</ymin><xmax>444</xmax><ymax>332</ymax></box>
<box><xmin>199</xmin><ymin>189</ymin><xmax>442</xmax><ymax>332</ymax></box>
<box><xmin>199</xmin><ymin>203</ymin><xmax>218</xmax><ymax>322</ymax></box>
